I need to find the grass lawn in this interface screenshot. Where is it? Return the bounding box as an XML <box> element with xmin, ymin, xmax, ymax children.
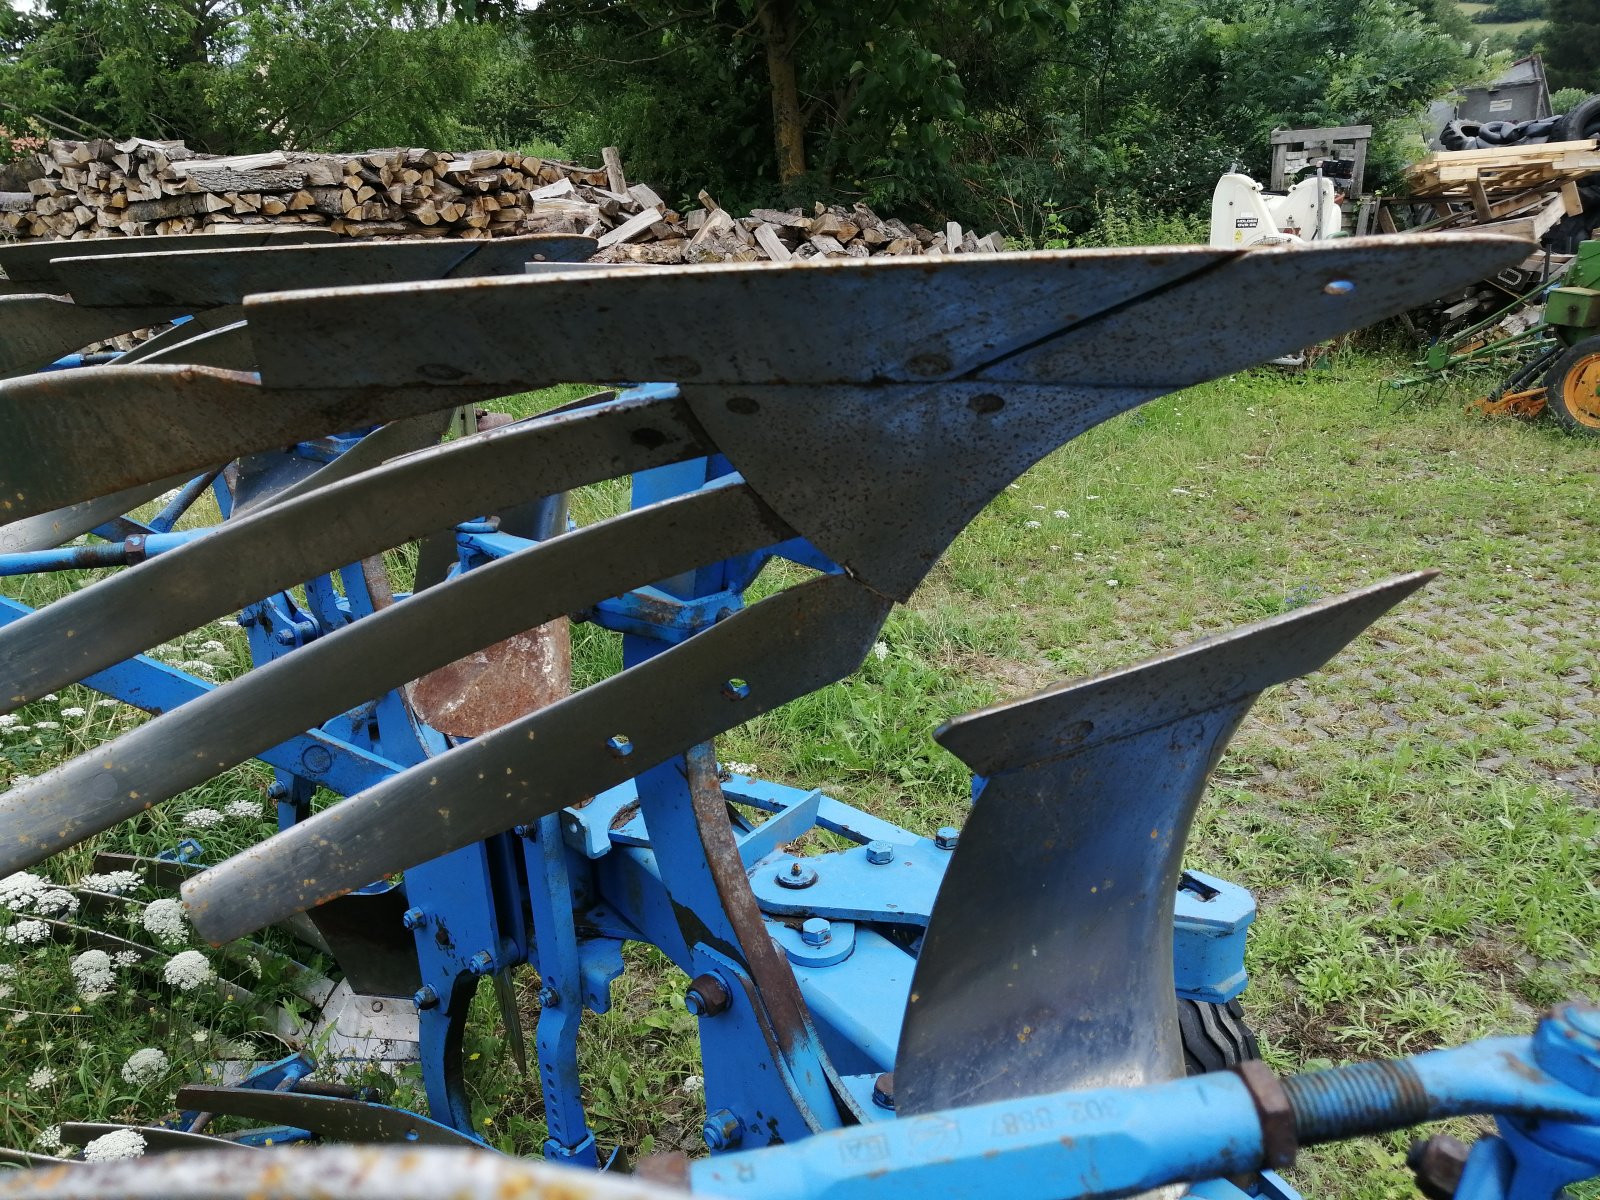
<box><xmin>1455</xmin><ymin>2</ymin><xmax>1545</xmax><ymax>39</ymax></box>
<box><xmin>1</xmin><ymin>351</ymin><xmax>1596</xmax><ymax>1198</ymax></box>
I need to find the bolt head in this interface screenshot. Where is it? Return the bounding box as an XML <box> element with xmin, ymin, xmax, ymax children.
<box><xmin>538</xmin><ymin>986</ymin><xmax>560</xmax><ymax>1008</ymax></box>
<box><xmin>412</xmin><ymin>985</ymin><xmax>439</xmax><ymax>1010</ymax></box>
<box><xmin>702</xmin><ymin>1109</ymin><xmax>742</xmax><ymax>1152</ymax></box>
<box><xmin>401</xmin><ymin>907</ymin><xmax>427</xmax><ymax>931</ymax></box>
<box><xmin>866</xmin><ymin>840</ymin><xmax>895</xmax><ymax>865</ymax></box>
<box><xmin>273</xmin><ymin>628</ymin><xmax>296</xmax><ymax>645</ymax></box>
<box><xmin>801</xmin><ymin>917</ymin><xmax>832</xmax><ymax>947</ymax></box>
<box><xmin>266</xmin><ymin>781</ymin><xmax>289</xmax><ymax>800</ymax></box>
<box><xmin>1533</xmin><ymin>1002</ymin><xmax>1600</xmax><ymax>1096</ymax></box>
<box><xmin>467</xmin><ymin>950</ymin><xmax>494</xmax><ymax>976</ymax></box>
<box><xmin>871</xmin><ymin>1071</ymin><xmax>895</xmax><ymax>1110</ymax></box>
<box><xmin>935</xmin><ymin>826</ymin><xmax>960</xmax><ymax>850</ymax></box>
<box><xmin>685</xmin><ymin>973</ymin><xmax>731</xmax><ymax>1018</ymax></box>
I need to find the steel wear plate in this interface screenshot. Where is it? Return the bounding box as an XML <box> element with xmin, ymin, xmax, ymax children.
<box><xmin>0</xmin><ymin>294</ymin><xmax>190</xmax><ymax>379</ymax></box>
<box><xmin>182</xmin><ymin>574</ymin><xmax>893</xmax><ymax>943</ymax></box>
<box><xmin>0</xmin><ymin>392</ymin><xmax>708</xmax><ymax>705</ymax></box>
<box><xmin>113</xmin><ymin>306</ymin><xmax>244</xmax><ymax>365</ymax></box>
<box><xmin>0</xmin><ymin>228</ymin><xmax>336</xmax><ymax>289</ymax></box>
<box><xmin>894</xmin><ymin>573</ymin><xmax>1433</xmax><ymax>1117</ymax></box>
<box><xmin>0</xmin><ymin>365</ymin><xmax>500</xmax><ymax>520</ymax></box>
<box><xmin>56</xmin><ymin>233</ymin><xmax>598</xmax><ymax>309</ymax></box>
<box><xmin>130</xmin><ymin>319</ymin><xmax>254</xmax><ymax>369</ymax></box>
<box><xmin>171</xmin><ymin>1088</ymin><xmax>482</xmax><ymax>1147</ymax></box>
<box><xmin>0</xmin><ymin>1145</ymin><xmax>682</xmax><ymax>1200</ymax></box>
<box><xmin>0</xmin><ymin>471</ymin><xmax>196</xmax><ymax>554</ymax></box>
<box><xmin>239</xmin><ymin>237</ymin><xmax>1526</xmax><ymax>392</ymax></box>
<box><xmin>59</xmin><ymin>1124</ymin><xmax>255</xmax><ymax>1155</ymax></box>
<box><xmin>685</xmin><ymin>382</ymin><xmax>1162</xmax><ymax>601</ymax></box>
<box><xmin>244</xmin><ymin>249</ymin><xmax>1220</xmax><ymax>390</ymax></box>
<box><xmin>0</xmin><ymin>485</ymin><xmax>791</xmax><ymax>874</ymax></box>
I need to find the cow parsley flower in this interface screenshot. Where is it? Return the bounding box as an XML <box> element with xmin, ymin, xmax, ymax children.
<box><xmin>120</xmin><ymin>1048</ymin><xmax>169</xmax><ymax>1086</ymax></box>
<box><xmin>60</xmin><ymin>706</ymin><xmax>86</xmax><ymax>718</ymax></box>
<box><xmin>80</xmin><ymin>870</ymin><xmax>141</xmax><ymax>895</ymax></box>
<box><xmin>723</xmin><ymin>761</ymin><xmax>758</xmax><ymax>777</ymax></box>
<box><xmin>182</xmin><ymin>807</ymin><xmax>225</xmax><ymax>830</ymax></box>
<box><xmin>32</xmin><ymin>720</ymin><xmax>60</xmax><ymax>730</ymax></box>
<box><xmin>0</xmin><ymin>714</ymin><xmax>17</xmax><ymax>729</ymax></box>
<box><xmin>70</xmin><ymin>949</ymin><xmax>115</xmax><ymax>996</ymax></box>
<box><xmin>679</xmin><ymin>1074</ymin><xmax>704</xmax><ymax>1096</ymax></box>
<box><xmin>3</xmin><ymin>919</ymin><xmax>50</xmax><ymax>945</ymax></box>
<box><xmin>34</xmin><ymin>1126</ymin><xmax>61</xmax><ymax>1152</ymax></box>
<box><xmin>1053</xmin><ymin>509</ymin><xmax>1069</xmax><ymax>518</ymax></box>
<box><xmin>1024</xmin><ymin>520</ymin><xmax>1041</xmax><ymax>529</ymax></box>
<box><xmin>0</xmin><ymin>984</ymin><xmax>11</xmax><ymax>1000</ymax></box>
<box><xmin>141</xmin><ymin>898</ymin><xmax>187</xmax><ymax>945</ymax></box>
<box><xmin>224</xmin><ymin>799</ymin><xmax>262</xmax><ymax>820</ymax></box>
<box><xmin>872</xmin><ymin>641</ymin><xmax>890</xmax><ymax>662</ymax></box>
<box><xmin>27</xmin><ymin>1066</ymin><xmax>55</xmax><ymax>1089</ymax></box>
<box><xmin>0</xmin><ymin>871</ymin><xmax>48</xmax><ymax>910</ymax></box>
<box><xmin>113</xmin><ymin>950</ymin><xmax>141</xmax><ymax>968</ymax></box>
<box><xmin>164</xmin><ymin>950</ymin><xmax>214</xmax><ymax>991</ymax></box>
<box><xmin>83</xmin><ymin>1129</ymin><xmax>146</xmax><ymax>1161</ymax></box>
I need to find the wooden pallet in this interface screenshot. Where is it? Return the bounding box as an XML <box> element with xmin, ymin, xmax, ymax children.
<box><xmin>1405</xmin><ymin>139</ymin><xmax>1600</xmax><ymax>199</ymax></box>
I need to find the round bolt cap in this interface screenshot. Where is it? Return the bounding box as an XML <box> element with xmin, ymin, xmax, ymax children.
<box><xmin>412</xmin><ymin>985</ymin><xmax>439</xmax><ymax>1010</ymax></box>
<box><xmin>467</xmin><ymin>950</ymin><xmax>495</xmax><ymax>976</ymax></box>
<box><xmin>538</xmin><ymin>986</ymin><xmax>560</xmax><ymax>1009</ymax></box>
<box><xmin>685</xmin><ymin>973</ymin><xmax>731</xmax><ymax>1018</ymax></box>
<box><xmin>871</xmin><ymin>1071</ymin><xmax>895</xmax><ymax>1110</ymax></box>
<box><xmin>775</xmin><ymin>860</ymin><xmax>818</xmax><ymax>889</ymax></box>
<box><xmin>866</xmin><ymin>840</ymin><xmax>895</xmax><ymax>865</ymax></box>
<box><xmin>801</xmin><ymin>917</ymin><xmax>832</xmax><ymax>947</ymax></box>
<box><xmin>935</xmin><ymin>826</ymin><xmax>960</xmax><ymax>850</ymax></box>
<box><xmin>401</xmin><ymin>907</ymin><xmax>427</xmax><ymax>931</ymax></box>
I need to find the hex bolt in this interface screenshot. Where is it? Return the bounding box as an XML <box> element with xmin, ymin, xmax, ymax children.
<box><xmin>871</xmin><ymin>1072</ymin><xmax>895</xmax><ymax>1110</ymax></box>
<box><xmin>1407</xmin><ymin>1135</ymin><xmax>1469</xmax><ymax>1200</ymax></box>
<box><xmin>273</xmin><ymin>628</ymin><xmax>296</xmax><ymax>646</ymax></box>
<box><xmin>606</xmin><ymin>734</ymin><xmax>634</xmax><ymax>759</ymax></box>
<box><xmin>684</xmin><ymin>973</ymin><xmax>732</xmax><ymax>1018</ymax></box>
<box><xmin>1532</xmin><ymin>1001</ymin><xmax>1600</xmax><ymax>1096</ymax></box>
<box><xmin>266</xmin><ymin>781</ymin><xmax>289</xmax><ymax>800</ymax></box>
<box><xmin>801</xmin><ymin>917</ymin><xmax>832</xmax><ymax>947</ymax></box>
<box><xmin>401</xmin><ymin>907</ymin><xmax>428</xmax><ymax>931</ymax></box>
<box><xmin>538</xmin><ymin>986</ymin><xmax>560</xmax><ymax>1009</ymax></box>
<box><xmin>866</xmin><ymin>840</ymin><xmax>895</xmax><ymax>865</ymax></box>
<box><xmin>702</xmin><ymin>1109</ymin><xmax>743</xmax><ymax>1152</ymax></box>
<box><xmin>512</xmin><ymin>823</ymin><xmax>536</xmax><ymax>839</ymax></box>
<box><xmin>466</xmin><ymin>950</ymin><xmax>495</xmax><ymax>976</ymax></box>
<box><xmin>935</xmin><ymin>826</ymin><xmax>960</xmax><ymax>850</ymax></box>
<box><xmin>412</xmin><ymin>985</ymin><xmax>440</xmax><ymax>1010</ymax></box>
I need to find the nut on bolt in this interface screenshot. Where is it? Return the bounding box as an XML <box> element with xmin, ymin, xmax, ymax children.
<box><xmin>1407</xmin><ymin>1135</ymin><xmax>1469</xmax><ymax>1200</ymax></box>
<box><xmin>801</xmin><ymin>917</ymin><xmax>832</xmax><ymax>947</ymax></box>
<box><xmin>775</xmin><ymin>860</ymin><xmax>818</xmax><ymax>889</ymax></box>
<box><xmin>466</xmin><ymin>950</ymin><xmax>495</xmax><ymax>976</ymax></box>
<box><xmin>866</xmin><ymin>840</ymin><xmax>895</xmax><ymax>865</ymax></box>
<box><xmin>685</xmin><ymin>973</ymin><xmax>731</xmax><ymax>1018</ymax></box>
<box><xmin>702</xmin><ymin>1109</ymin><xmax>743</xmax><ymax>1152</ymax></box>
<box><xmin>935</xmin><ymin>826</ymin><xmax>960</xmax><ymax>850</ymax></box>
<box><xmin>401</xmin><ymin>907</ymin><xmax>428</xmax><ymax>931</ymax></box>
<box><xmin>412</xmin><ymin>985</ymin><xmax>440</xmax><ymax>1010</ymax></box>
<box><xmin>871</xmin><ymin>1072</ymin><xmax>895</xmax><ymax>1110</ymax></box>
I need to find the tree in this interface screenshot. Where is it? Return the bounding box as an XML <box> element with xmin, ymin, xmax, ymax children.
<box><xmin>1545</xmin><ymin>0</ymin><xmax>1600</xmax><ymax>94</ymax></box>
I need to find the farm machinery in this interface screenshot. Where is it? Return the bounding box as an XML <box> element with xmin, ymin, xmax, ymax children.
<box><xmin>0</xmin><ymin>227</ymin><xmax>1598</xmax><ymax>1200</ymax></box>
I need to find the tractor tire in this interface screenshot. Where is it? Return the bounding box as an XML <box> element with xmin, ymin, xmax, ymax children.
<box><xmin>1542</xmin><ymin>335</ymin><xmax>1600</xmax><ymax>436</ymax></box>
<box><xmin>1179</xmin><ymin>997</ymin><xmax>1261</xmax><ymax>1076</ymax></box>
<box><xmin>1557</xmin><ymin>95</ymin><xmax>1600</xmax><ymax>144</ymax></box>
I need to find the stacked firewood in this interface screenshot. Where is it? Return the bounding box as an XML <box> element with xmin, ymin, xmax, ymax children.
<box><xmin>0</xmin><ymin>138</ymin><xmax>1005</xmax><ymax>261</ymax></box>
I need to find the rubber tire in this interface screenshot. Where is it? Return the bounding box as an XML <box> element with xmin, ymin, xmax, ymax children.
<box><xmin>1179</xmin><ymin>997</ymin><xmax>1261</xmax><ymax>1076</ymax></box>
<box><xmin>1542</xmin><ymin>334</ymin><xmax>1600</xmax><ymax>436</ymax></box>
<box><xmin>1557</xmin><ymin>95</ymin><xmax>1600</xmax><ymax>144</ymax></box>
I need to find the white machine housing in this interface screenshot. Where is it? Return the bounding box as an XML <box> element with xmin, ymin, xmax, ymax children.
<box><xmin>1209</xmin><ymin>172</ymin><xmax>1342</xmax><ymax>248</ymax></box>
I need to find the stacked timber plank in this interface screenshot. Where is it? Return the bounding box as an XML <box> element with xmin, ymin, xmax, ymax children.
<box><xmin>0</xmin><ymin>138</ymin><xmax>1005</xmax><ymax>263</ymax></box>
<box><xmin>1398</xmin><ymin>138</ymin><xmax>1600</xmax><ymax>226</ymax></box>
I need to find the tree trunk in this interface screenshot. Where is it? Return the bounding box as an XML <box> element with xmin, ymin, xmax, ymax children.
<box><xmin>755</xmin><ymin>0</ymin><xmax>806</xmax><ymax>183</ymax></box>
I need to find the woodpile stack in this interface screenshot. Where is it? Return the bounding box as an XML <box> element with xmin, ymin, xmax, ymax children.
<box><xmin>0</xmin><ymin>138</ymin><xmax>1006</xmax><ymax>262</ymax></box>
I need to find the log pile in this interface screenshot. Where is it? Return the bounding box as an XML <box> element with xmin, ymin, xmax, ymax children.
<box><xmin>0</xmin><ymin>138</ymin><xmax>1006</xmax><ymax>262</ymax></box>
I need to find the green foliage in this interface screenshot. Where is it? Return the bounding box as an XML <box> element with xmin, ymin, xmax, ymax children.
<box><xmin>1552</xmin><ymin>85</ymin><xmax>1590</xmax><ymax>113</ymax></box>
<box><xmin>1545</xmin><ymin>0</ymin><xmax>1600</xmax><ymax>92</ymax></box>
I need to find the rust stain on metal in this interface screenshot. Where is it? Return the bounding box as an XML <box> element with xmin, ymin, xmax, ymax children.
<box><xmin>411</xmin><ymin>619</ymin><xmax>571</xmax><ymax>738</ymax></box>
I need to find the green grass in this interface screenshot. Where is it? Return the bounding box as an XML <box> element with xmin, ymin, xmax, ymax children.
<box><xmin>1456</xmin><ymin>1</ymin><xmax>1545</xmax><ymax>37</ymax></box>
<box><xmin>2</xmin><ymin>357</ymin><xmax>1598</xmax><ymax>1195</ymax></box>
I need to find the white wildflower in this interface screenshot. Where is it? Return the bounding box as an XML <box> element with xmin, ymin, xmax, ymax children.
<box><xmin>120</xmin><ymin>1048</ymin><xmax>169</xmax><ymax>1086</ymax></box>
<box><xmin>142</xmin><ymin>898</ymin><xmax>187</xmax><ymax>945</ymax></box>
<box><xmin>1024</xmin><ymin>520</ymin><xmax>1041</xmax><ymax>529</ymax></box>
<box><xmin>0</xmin><ymin>714</ymin><xmax>16</xmax><ymax>728</ymax></box>
<box><xmin>95</xmin><ymin>699</ymin><xmax>118</xmax><ymax>708</ymax></box>
<box><xmin>218</xmin><ymin>618</ymin><xmax>240</xmax><ymax>629</ymax></box>
<box><xmin>60</xmin><ymin>706</ymin><xmax>86</xmax><ymax>719</ymax></box>
<box><xmin>70</xmin><ymin>949</ymin><xmax>115</xmax><ymax>995</ymax></box>
<box><xmin>34</xmin><ymin>1126</ymin><xmax>61</xmax><ymax>1152</ymax></box>
<box><xmin>30</xmin><ymin>887</ymin><xmax>77</xmax><ymax>917</ymax></box>
<box><xmin>83</xmin><ymin>1129</ymin><xmax>146</xmax><ymax>1161</ymax></box>
<box><xmin>10</xmin><ymin>1010</ymin><xmax>28</xmax><ymax>1025</ymax></box>
<box><xmin>0</xmin><ymin>963</ymin><xmax>14</xmax><ymax>978</ymax></box>
<box><xmin>32</xmin><ymin>720</ymin><xmax>59</xmax><ymax>730</ymax></box>
<box><xmin>177</xmin><ymin>660</ymin><xmax>217</xmax><ymax>678</ymax></box>
<box><xmin>223</xmin><ymin>798</ymin><xmax>262</xmax><ymax>820</ymax></box>
<box><xmin>1106</xmin><ymin>579</ymin><xmax>1120</xmax><ymax>588</ymax></box>
<box><xmin>679</xmin><ymin>1074</ymin><xmax>704</xmax><ymax>1096</ymax></box>
<box><xmin>871</xmin><ymin>641</ymin><xmax>889</xmax><ymax>662</ymax></box>
<box><xmin>0</xmin><ymin>871</ymin><xmax>48</xmax><ymax>910</ymax></box>
<box><xmin>723</xmin><ymin>762</ymin><xmax>758</xmax><ymax>777</ymax></box>
<box><xmin>198</xmin><ymin>640</ymin><xmax>225</xmax><ymax>654</ymax></box>
<box><xmin>27</xmin><ymin>1066</ymin><xmax>55</xmax><ymax>1089</ymax></box>
<box><xmin>41</xmin><ymin>694</ymin><xmax>57</xmax><ymax>702</ymax></box>
<box><xmin>1086</xmin><ymin>495</ymin><xmax>1100</xmax><ymax>500</ymax></box>
<box><xmin>1053</xmin><ymin>509</ymin><xmax>1069</xmax><ymax>518</ymax></box>
<box><xmin>3</xmin><ymin>919</ymin><xmax>50</xmax><ymax>944</ymax></box>
<box><xmin>3</xmin><ymin>725</ymin><xmax>31</xmax><ymax>735</ymax></box>
<box><xmin>113</xmin><ymin>950</ymin><xmax>141</xmax><ymax>968</ymax></box>
<box><xmin>1031</xmin><ymin>504</ymin><xmax>1045</xmax><ymax>510</ymax></box>
<box><xmin>182</xmin><ymin>807</ymin><xmax>225</xmax><ymax>830</ymax></box>
<box><xmin>191</xmin><ymin>1030</ymin><xmax>208</xmax><ymax>1043</ymax></box>
<box><xmin>164</xmin><ymin>950</ymin><xmax>214</xmax><ymax>991</ymax></box>
<box><xmin>80</xmin><ymin>870</ymin><xmax>141</xmax><ymax>895</ymax></box>
<box><xmin>0</xmin><ymin>984</ymin><xmax>10</xmax><ymax>999</ymax></box>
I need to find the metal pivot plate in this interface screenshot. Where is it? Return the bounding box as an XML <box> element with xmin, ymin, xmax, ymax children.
<box><xmin>0</xmin><ymin>390</ymin><xmax>709</xmax><ymax>705</ymax></box>
<box><xmin>0</xmin><ymin>483</ymin><xmax>792</xmax><ymax>876</ymax></box>
<box><xmin>181</xmin><ymin>574</ymin><xmax>894</xmax><ymax>943</ymax></box>
<box><xmin>893</xmin><ymin>572</ymin><xmax>1435</xmax><ymax>1117</ymax></box>
<box><xmin>238</xmin><ymin>237</ymin><xmax>1527</xmax><ymax>392</ymax></box>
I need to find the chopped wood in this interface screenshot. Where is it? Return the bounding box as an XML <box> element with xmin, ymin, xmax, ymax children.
<box><xmin>601</xmin><ymin>146</ymin><xmax>628</xmax><ymax>196</ymax></box>
<box><xmin>596</xmin><ymin>205</ymin><xmax>663</xmax><ymax>248</ymax></box>
<box><xmin>169</xmin><ymin>152</ymin><xmax>290</xmax><ymax>178</ymax></box>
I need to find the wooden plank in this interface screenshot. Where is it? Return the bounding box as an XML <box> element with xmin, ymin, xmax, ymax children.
<box><xmin>1469</xmin><ymin>180</ymin><xmax>1494</xmax><ymax>223</ymax></box>
<box><xmin>753</xmin><ymin>223</ymin><xmax>792</xmax><ymax>263</ymax></box>
<box><xmin>169</xmin><ymin>152</ymin><xmax>290</xmax><ymax>178</ymax></box>
<box><xmin>1269</xmin><ymin>124</ymin><xmax>1373</xmax><ymax>144</ymax></box>
<box><xmin>1562</xmin><ymin>180</ymin><xmax>1583</xmax><ymax>216</ymax></box>
<box><xmin>601</xmin><ymin>146</ymin><xmax>628</xmax><ymax>196</ymax></box>
<box><xmin>594</xmin><ymin>205</ymin><xmax>661</xmax><ymax>249</ymax></box>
